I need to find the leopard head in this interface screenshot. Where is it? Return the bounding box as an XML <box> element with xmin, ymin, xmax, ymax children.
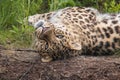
<box><xmin>34</xmin><ymin>20</ymin><xmax>82</xmax><ymax>55</ymax></box>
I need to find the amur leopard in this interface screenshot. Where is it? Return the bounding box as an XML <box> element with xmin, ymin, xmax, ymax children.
<box><xmin>27</xmin><ymin>7</ymin><xmax>120</xmax><ymax>62</ymax></box>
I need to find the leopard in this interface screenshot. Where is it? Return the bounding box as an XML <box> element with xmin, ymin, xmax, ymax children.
<box><xmin>27</xmin><ymin>7</ymin><xmax>120</xmax><ymax>62</ymax></box>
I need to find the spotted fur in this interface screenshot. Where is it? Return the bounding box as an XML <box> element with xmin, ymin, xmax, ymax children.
<box><xmin>27</xmin><ymin>7</ymin><xmax>120</xmax><ymax>62</ymax></box>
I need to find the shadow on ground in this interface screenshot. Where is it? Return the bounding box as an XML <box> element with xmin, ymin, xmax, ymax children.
<box><xmin>0</xmin><ymin>45</ymin><xmax>120</xmax><ymax>80</ymax></box>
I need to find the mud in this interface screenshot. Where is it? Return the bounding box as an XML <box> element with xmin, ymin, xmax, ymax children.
<box><xmin>0</xmin><ymin>45</ymin><xmax>120</xmax><ymax>80</ymax></box>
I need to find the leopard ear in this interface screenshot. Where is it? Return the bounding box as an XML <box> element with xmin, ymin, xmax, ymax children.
<box><xmin>68</xmin><ymin>42</ymin><xmax>82</xmax><ymax>50</ymax></box>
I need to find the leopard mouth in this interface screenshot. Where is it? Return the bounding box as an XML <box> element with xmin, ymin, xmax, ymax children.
<box><xmin>42</xmin><ymin>27</ymin><xmax>50</xmax><ymax>33</ymax></box>
<box><xmin>45</xmin><ymin>42</ymin><xmax>49</xmax><ymax>49</ymax></box>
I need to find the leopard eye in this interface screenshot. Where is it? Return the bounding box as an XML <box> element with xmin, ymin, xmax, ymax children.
<box><xmin>56</xmin><ymin>35</ymin><xmax>64</xmax><ymax>39</ymax></box>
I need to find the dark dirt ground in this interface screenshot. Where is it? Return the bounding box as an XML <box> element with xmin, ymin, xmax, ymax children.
<box><xmin>0</xmin><ymin>45</ymin><xmax>120</xmax><ymax>80</ymax></box>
